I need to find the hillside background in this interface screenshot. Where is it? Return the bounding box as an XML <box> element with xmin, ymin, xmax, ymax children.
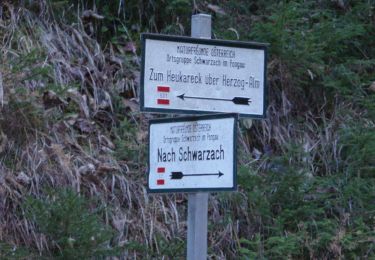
<box><xmin>0</xmin><ymin>0</ymin><xmax>374</xmax><ymax>259</ymax></box>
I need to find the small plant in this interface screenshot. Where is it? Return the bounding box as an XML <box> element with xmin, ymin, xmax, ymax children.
<box><xmin>0</xmin><ymin>241</ymin><xmax>31</xmax><ymax>260</ymax></box>
<box><xmin>23</xmin><ymin>188</ymin><xmax>120</xmax><ymax>259</ymax></box>
<box><xmin>238</xmin><ymin>235</ymin><xmax>262</xmax><ymax>259</ymax></box>
<box><xmin>152</xmin><ymin>235</ymin><xmax>185</xmax><ymax>259</ymax></box>
<box><xmin>114</xmin><ymin>118</ymin><xmax>143</xmax><ymax>163</ymax></box>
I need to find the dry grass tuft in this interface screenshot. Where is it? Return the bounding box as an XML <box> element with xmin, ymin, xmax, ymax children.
<box><xmin>0</xmin><ymin>3</ymin><xmax>182</xmax><ymax>258</ymax></box>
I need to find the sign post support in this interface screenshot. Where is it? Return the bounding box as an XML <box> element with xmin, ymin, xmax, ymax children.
<box><xmin>187</xmin><ymin>192</ymin><xmax>208</xmax><ymax>260</ymax></box>
<box><xmin>142</xmin><ymin>11</ymin><xmax>268</xmax><ymax>259</ymax></box>
<box><xmin>187</xmin><ymin>13</ymin><xmax>211</xmax><ymax>260</ymax></box>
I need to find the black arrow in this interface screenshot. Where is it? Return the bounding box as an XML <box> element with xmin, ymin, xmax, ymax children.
<box><xmin>177</xmin><ymin>94</ymin><xmax>250</xmax><ymax>105</ymax></box>
<box><xmin>170</xmin><ymin>171</ymin><xmax>224</xmax><ymax>180</ymax></box>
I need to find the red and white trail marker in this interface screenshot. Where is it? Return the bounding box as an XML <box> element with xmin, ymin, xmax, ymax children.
<box><xmin>156</xmin><ymin>167</ymin><xmax>166</xmax><ymax>185</ymax></box>
<box><xmin>156</xmin><ymin>166</ymin><xmax>166</xmax><ymax>185</ymax></box>
<box><xmin>156</xmin><ymin>85</ymin><xmax>170</xmax><ymax>105</ymax></box>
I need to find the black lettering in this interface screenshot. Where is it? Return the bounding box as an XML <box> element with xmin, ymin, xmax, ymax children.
<box><xmin>158</xmin><ymin>148</ymin><xmax>175</xmax><ymax>162</ymax></box>
<box><xmin>149</xmin><ymin>68</ymin><xmax>163</xmax><ymax>81</ymax></box>
<box><xmin>179</xmin><ymin>147</ymin><xmax>183</xmax><ymax>161</ymax></box>
<box><xmin>192</xmin><ymin>150</ymin><xmax>197</xmax><ymax>160</ymax></box>
<box><xmin>158</xmin><ymin>148</ymin><xmax>163</xmax><ymax>162</ymax></box>
<box><xmin>177</xmin><ymin>146</ymin><xmax>225</xmax><ymax>161</ymax></box>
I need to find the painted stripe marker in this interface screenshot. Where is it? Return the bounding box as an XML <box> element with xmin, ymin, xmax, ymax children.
<box><xmin>157</xmin><ymin>167</ymin><xmax>165</xmax><ymax>173</ymax></box>
<box><xmin>157</xmin><ymin>86</ymin><xmax>170</xmax><ymax>92</ymax></box>
<box><xmin>157</xmin><ymin>99</ymin><xmax>170</xmax><ymax>105</ymax></box>
<box><xmin>157</xmin><ymin>85</ymin><xmax>170</xmax><ymax>105</ymax></box>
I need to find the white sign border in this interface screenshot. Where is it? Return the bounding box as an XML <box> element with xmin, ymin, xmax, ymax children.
<box><xmin>140</xmin><ymin>33</ymin><xmax>268</xmax><ymax>118</ymax></box>
<box><xmin>147</xmin><ymin>113</ymin><xmax>238</xmax><ymax>193</ymax></box>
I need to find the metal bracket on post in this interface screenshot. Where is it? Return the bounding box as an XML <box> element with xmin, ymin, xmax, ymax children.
<box><xmin>187</xmin><ymin>13</ymin><xmax>211</xmax><ymax>260</ymax></box>
<box><xmin>191</xmin><ymin>14</ymin><xmax>212</xmax><ymax>39</ymax></box>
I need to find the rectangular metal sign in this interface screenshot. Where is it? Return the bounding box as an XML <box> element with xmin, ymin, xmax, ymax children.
<box><xmin>148</xmin><ymin>114</ymin><xmax>237</xmax><ymax>193</ymax></box>
<box><xmin>141</xmin><ymin>33</ymin><xmax>268</xmax><ymax>118</ymax></box>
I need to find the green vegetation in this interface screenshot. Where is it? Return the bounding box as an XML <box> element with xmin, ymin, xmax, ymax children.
<box><xmin>0</xmin><ymin>0</ymin><xmax>374</xmax><ymax>258</ymax></box>
<box><xmin>23</xmin><ymin>188</ymin><xmax>119</xmax><ymax>259</ymax></box>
